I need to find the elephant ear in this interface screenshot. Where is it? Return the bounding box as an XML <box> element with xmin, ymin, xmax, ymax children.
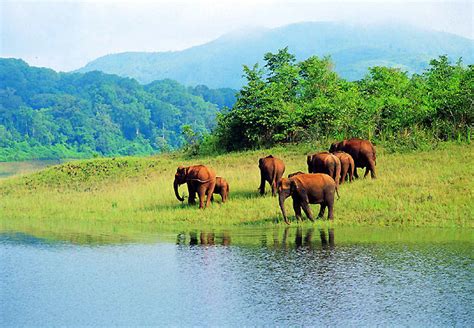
<box><xmin>176</xmin><ymin>165</ymin><xmax>189</xmax><ymax>177</ymax></box>
<box><xmin>291</xmin><ymin>179</ymin><xmax>309</xmax><ymax>202</ymax></box>
<box><xmin>289</xmin><ymin>179</ymin><xmax>297</xmax><ymax>195</ymax></box>
<box><xmin>258</xmin><ymin>158</ymin><xmax>264</xmax><ymax>168</ymax></box>
<box><xmin>290</xmin><ymin>179</ymin><xmax>302</xmax><ymax>194</ymax></box>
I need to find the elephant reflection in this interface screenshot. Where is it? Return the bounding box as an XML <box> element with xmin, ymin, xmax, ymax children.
<box><xmin>293</xmin><ymin>227</ymin><xmax>335</xmax><ymax>249</ymax></box>
<box><xmin>177</xmin><ymin>231</ymin><xmax>231</xmax><ymax>246</ymax></box>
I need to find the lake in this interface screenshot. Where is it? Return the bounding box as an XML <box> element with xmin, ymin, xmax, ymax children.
<box><xmin>0</xmin><ymin>160</ymin><xmax>63</xmax><ymax>179</ymax></box>
<box><xmin>1</xmin><ymin>227</ymin><xmax>472</xmax><ymax>326</ymax></box>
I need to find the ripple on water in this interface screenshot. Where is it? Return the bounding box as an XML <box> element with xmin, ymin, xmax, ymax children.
<box><xmin>0</xmin><ymin>228</ymin><xmax>472</xmax><ymax>326</ymax></box>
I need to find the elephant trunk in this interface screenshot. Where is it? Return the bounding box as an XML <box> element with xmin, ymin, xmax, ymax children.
<box><xmin>174</xmin><ymin>179</ymin><xmax>184</xmax><ymax>202</ymax></box>
<box><xmin>279</xmin><ymin>192</ymin><xmax>290</xmax><ymax>225</ymax></box>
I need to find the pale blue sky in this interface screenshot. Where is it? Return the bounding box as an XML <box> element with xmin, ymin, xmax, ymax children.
<box><xmin>1</xmin><ymin>0</ymin><xmax>472</xmax><ymax>71</ymax></box>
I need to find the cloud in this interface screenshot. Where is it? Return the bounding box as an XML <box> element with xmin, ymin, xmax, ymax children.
<box><xmin>1</xmin><ymin>0</ymin><xmax>472</xmax><ymax>71</ymax></box>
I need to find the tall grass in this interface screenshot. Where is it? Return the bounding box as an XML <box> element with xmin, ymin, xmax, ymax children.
<box><xmin>0</xmin><ymin>142</ymin><xmax>472</xmax><ymax>234</ymax></box>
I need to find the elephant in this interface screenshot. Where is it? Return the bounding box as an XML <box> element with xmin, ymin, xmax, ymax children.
<box><xmin>278</xmin><ymin>173</ymin><xmax>338</xmax><ymax>224</ymax></box>
<box><xmin>331</xmin><ymin>151</ymin><xmax>355</xmax><ymax>184</ymax></box>
<box><xmin>329</xmin><ymin>138</ymin><xmax>376</xmax><ymax>179</ymax></box>
<box><xmin>306</xmin><ymin>152</ymin><xmax>341</xmax><ymax>187</ymax></box>
<box><xmin>211</xmin><ymin>176</ymin><xmax>229</xmax><ymax>203</ymax></box>
<box><xmin>259</xmin><ymin>155</ymin><xmax>285</xmax><ymax>196</ymax></box>
<box><xmin>288</xmin><ymin>171</ymin><xmax>305</xmax><ymax>178</ymax></box>
<box><xmin>173</xmin><ymin>165</ymin><xmax>216</xmax><ymax>209</ymax></box>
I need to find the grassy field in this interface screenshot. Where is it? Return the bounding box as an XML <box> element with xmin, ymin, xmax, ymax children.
<box><xmin>0</xmin><ymin>142</ymin><xmax>473</xmax><ymax>236</ymax></box>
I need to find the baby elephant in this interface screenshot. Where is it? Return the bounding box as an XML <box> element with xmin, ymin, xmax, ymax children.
<box><xmin>211</xmin><ymin>176</ymin><xmax>229</xmax><ymax>203</ymax></box>
<box><xmin>278</xmin><ymin>173</ymin><xmax>338</xmax><ymax>224</ymax></box>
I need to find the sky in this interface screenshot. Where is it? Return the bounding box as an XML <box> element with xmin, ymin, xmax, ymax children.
<box><xmin>1</xmin><ymin>0</ymin><xmax>472</xmax><ymax>72</ymax></box>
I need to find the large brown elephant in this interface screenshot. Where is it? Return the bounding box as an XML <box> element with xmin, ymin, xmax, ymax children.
<box><xmin>278</xmin><ymin>173</ymin><xmax>338</xmax><ymax>224</ymax></box>
<box><xmin>331</xmin><ymin>151</ymin><xmax>355</xmax><ymax>184</ymax></box>
<box><xmin>306</xmin><ymin>152</ymin><xmax>341</xmax><ymax>187</ymax></box>
<box><xmin>259</xmin><ymin>155</ymin><xmax>285</xmax><ymax>196</ymax></box>
<box><xmin>329</xmin><ymin>138</ymin><xmax>376</xmax><ymax>179</ymax></box>
<box><xmin>174</xmin><ymin>165</ymin><xmax>216</xmax><ymax>209</ymax></box>
<box><xmin>211</xmin><ymin>176</ymin><xmax>229</xmax><ymax>203</ymax></box>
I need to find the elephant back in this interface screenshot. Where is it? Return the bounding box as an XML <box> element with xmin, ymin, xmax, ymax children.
<box><xmin>188</xmin><ymin>165</ymin><xmax>216</xmax><ymax>183</ymax></box>
<box><xmin>259</xmin><ymin>155</ymin><xmax>285</xmax><ymax>174</ymax></box>
<box><xmin>336</xmin><ymin>138</ymin><xmax>375</xmax><ymax>167</ymax></box>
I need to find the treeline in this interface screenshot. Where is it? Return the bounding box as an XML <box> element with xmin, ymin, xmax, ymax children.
<box><xmin>0</xmin><ymin>59</ymin><xmax>236</xmax><ymax>161</ymax></box>
<box><xmin>205</xmin><ymin>48</ymin><xmax>472</xmax><ymax>153</ymax></box>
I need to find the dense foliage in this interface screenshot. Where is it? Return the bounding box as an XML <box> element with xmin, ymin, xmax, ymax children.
<box><xmin>188</xmin><ymin>85</ymin><xmax>236</xmax><ymax>109</ymax></box>
<box><xmin>213</xmin><ymin>48</ymin><xmax>473</xmax><ymax>152</ymax></box>
<box><xmin>0</xmin><ymin>59</ymin><xmax>235</xmax><ymax>161</ymax></box>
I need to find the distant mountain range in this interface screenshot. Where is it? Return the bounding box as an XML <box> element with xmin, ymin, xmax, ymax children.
<box><xmin>77</xmin><ymin>22</ymin><xmax>474</xmax><ymax>89</ymax></box>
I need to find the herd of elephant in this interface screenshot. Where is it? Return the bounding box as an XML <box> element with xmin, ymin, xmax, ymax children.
<box><xmin>173</xmin><ymin>138</ymin><xmax>377</xmax><ymax>224</ymax></box>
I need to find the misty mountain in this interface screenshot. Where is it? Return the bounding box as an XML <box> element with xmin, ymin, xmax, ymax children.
<box><xmin>77</xmin><ymin>22</ymin><xmax>474</xmax><ymax>88</ymax></box>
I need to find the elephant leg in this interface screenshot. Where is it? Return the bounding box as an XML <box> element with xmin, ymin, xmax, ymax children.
<box><xmin>220</xmin><ymin>192</ymin><xmax>226</xmax><ymax>203</ymax></box>
<box><xmin>369</xmin><ymin>159</ymin><xmax>376</xmax><ymax>179</ymax></box>
<box><xmin>293</xmin><ymin>200</ymin><xmax>302</xmax><ymax>222</ymax></box>
<box><xmin>210</xmin><ymin>194</ymin><xmax>214</xmax><ymax>202</ymax></box>
<box><xmin>325</xmin><ymin>192</ymin><xmax>335</xmax><ymax>220</ymax></box>
<box><xmin>259</xmin><ymin>174</ymin><xmax>266</xmax><ymax>195</ymax></box>
<box><xmin>300</xmin><ymin>201</ymin><xmax>315</xmax><ymax>222</ymax></box>
<box><xmin>327</xmin><ymin>202</ymin><xmax>334</xmax><ymax>220</ymax></box>
<box><xmin>340</xmin><ymin>168</ymin><xmax>347</xmax><ymax>184</ymax></box>
<box><xmin>206</xmin><ymin>181</ymin><xmax>216</xmax><ymax>208</ymax></box>
<box><xmin>188</xmin><ymin>190</ymin><xmax>197</xmax><ymax>205</ymax></box>
<box><xmin>318</xmin><ymin>204</ymin><xmax>326</xmax><ymax>219</ymax></box>
<box><xmin>271</xmin><ymin>180</ymin><xmax>277</xmax><ymax>197</ymax></box>
<box><xmin>186</xmin><ymin>183</ymin><xmax>196</xmax><ymax>205</ymax></box>
<box><xmin>196</xmin><ymin>185</ymin><xmax>207</xmax><ymax>209</ymax></box>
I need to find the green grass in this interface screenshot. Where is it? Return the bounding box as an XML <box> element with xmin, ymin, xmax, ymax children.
<box><xmin>0</xmin><ymin>142</ymin><xmax>473</xmax><ymax>236</ymax></box>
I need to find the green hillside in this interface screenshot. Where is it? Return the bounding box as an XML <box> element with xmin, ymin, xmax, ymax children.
<box><xmin>0</xmin><ymin>58</ymin><xmax>235</xmax><ymax>161</ymax></box>
<box><xmin>78</xmin><ymin>22</ymin><xmax>474</xmax><ymax>88</ymax></box>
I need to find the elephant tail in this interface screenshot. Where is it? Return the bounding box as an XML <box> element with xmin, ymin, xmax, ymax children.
<box><xmin>271</xmin><ymin>168</ymin><xmax>278</xmax><ymax>189</ymax></box>
<box><xmin>335</xmin><ymin>185</ymin><xmax>340</xmax><ymax>200</ymax></box>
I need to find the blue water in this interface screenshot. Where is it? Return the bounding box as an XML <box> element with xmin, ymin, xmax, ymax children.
<box><xmin>1</xmin><ymin>229</ymin><xmax>472</xmax><ymax>326</ymax></box>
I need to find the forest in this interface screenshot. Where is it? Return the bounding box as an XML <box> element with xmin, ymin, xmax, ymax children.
<box><xmin>0</xmin><ymin>58</ymin><xmax>235</xmax><ymax>161</ymax></box>
<box><xmin>207</xmin><ymin>48</ymin><xmax>472</xmax><ymax>153</ymax></box>
<box><xmin>0</xmin><ymin>51</ymin><xmax>472</xmax><ymax>161</ymax></box>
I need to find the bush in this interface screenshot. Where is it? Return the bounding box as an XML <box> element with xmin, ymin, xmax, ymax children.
<box><xmin>208</xmin><ymin>50</ymin><xmax>472</xmax><ymax>153</ymax></box>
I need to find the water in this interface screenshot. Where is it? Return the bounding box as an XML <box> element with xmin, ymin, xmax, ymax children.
<box><xmin>1</xmin><ymin>228</ymin><xmax>472</xmax><ymax>326</ymax></box>
<box><xmin>0</xmin><ymin>160</ymin><xmax>62</xmax><ymax>179</ymax></box>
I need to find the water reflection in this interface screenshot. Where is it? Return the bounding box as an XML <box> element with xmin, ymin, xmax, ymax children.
<box><xmin>1</xmin><ymin>228</ymin><xmax>472</xmax><ymax>326</ymax></box>
<box><xmin>178</xmin><ymin>231</ymin><xmax>231</xmax><ymax>246</ymax></box>
<box><xmin>176</xmin><ymin>227</ymin><xmax>335</xmax><ymax>250</ymax></box>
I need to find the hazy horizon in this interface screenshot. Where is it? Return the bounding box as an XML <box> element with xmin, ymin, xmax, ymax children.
<box><xmin>1</xmin><ymin>0</ymin><xmax>472</xmax><ymax>72</ymax></box>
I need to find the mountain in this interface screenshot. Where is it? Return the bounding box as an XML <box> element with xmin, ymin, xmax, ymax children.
<box><xmin>77</xmin><ymin>22</ymin><xmax>474</xmax><ymax>88</ymax></box>
<box><xmin>0</xmin><ymin>58</ymin><xmax>232</xmax><ymax>161</ymax></box>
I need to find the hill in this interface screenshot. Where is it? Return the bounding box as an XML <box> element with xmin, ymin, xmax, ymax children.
<box><xmin>0</xmin><ymin>58</ymin><xmax>234</xmax><ymax>161</ymax></box>
<box><xmin>77</xmin><ymin>22</ymin><xmax>474</xmax><ymax>88</ymax></box>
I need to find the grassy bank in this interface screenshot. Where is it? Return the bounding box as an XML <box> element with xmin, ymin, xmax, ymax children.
<box><xmin>0</xmin><ymin>142</ymin><xmax>473</xmax><ymax>233</ymax></box>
